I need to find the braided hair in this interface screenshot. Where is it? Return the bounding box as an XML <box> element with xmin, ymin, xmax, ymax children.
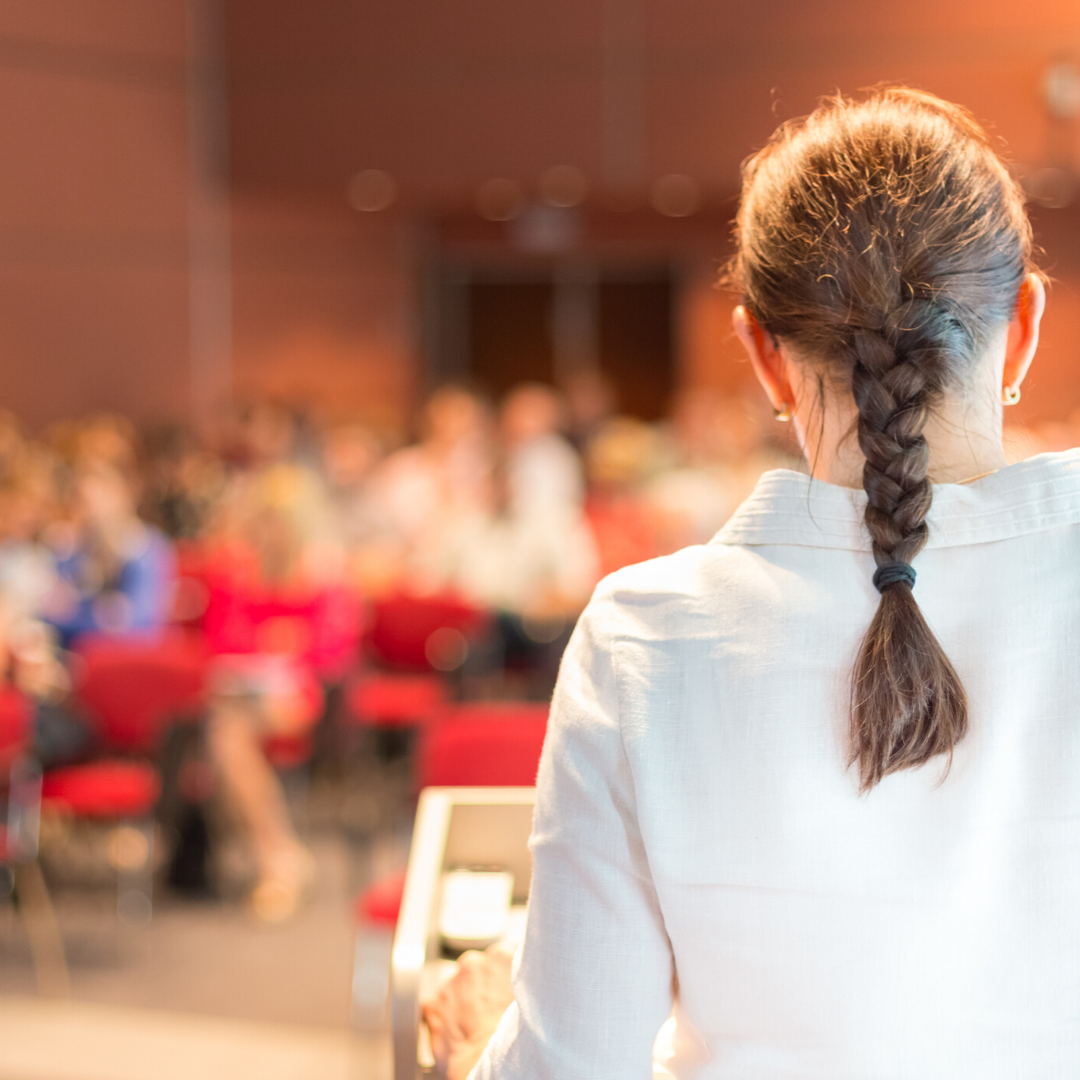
<box><xmin>731</xmin><ymin>88</ymin><xmax>1037</xmax><ymax>790</ymax></box>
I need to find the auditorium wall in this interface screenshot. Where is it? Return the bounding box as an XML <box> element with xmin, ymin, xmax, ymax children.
<box><xmin>0</xmin><ymin>1</ymin><xmax>1077</xmax><ymax>433</ymax></box>
<box><xmin>226</xmin><ymin>0</ymin><xmax>1080</xmax><ymax>428</ymax></box>
<box><xmin>0</xmin><ymin>1</ymin><xmax>194</xmax><ymax>428</ymax></box>
<box><xmin>229</xmin><ymin>194</ymin><xmax>417</xmax><ymax>438</ymax></box>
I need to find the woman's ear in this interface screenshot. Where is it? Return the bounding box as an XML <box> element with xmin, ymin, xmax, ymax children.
<box><xmin>1002</xmin><ymin>273</ymin><xmax>1046</xmax><ymax>395</ymax></box>
<box><xmin>733</xmin><ymin>306</ymin><xmax>795</xmax><ymax>414</ymax></box>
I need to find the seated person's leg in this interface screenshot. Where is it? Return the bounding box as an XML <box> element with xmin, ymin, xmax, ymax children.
<box><xmin>206</xmin><ymin>692</ymin><xmax>313</xmax><ymax>920</ymax></box>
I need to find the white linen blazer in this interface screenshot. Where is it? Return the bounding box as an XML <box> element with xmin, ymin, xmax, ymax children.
<box><xmin>472</xmin><ymin>449</ymin><xmax>1080</xmax><ymax>1080</ymax></box>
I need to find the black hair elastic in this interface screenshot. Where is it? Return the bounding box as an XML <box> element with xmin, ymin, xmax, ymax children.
<box><xmin>873</xmin><ymin>561</ymin><xmax>916</xmax><ymax>593</ymax></box>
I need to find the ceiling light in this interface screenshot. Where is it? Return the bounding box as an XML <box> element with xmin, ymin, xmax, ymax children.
<box><xmin>650</xmin><ymin>174</ymin><xmax>701</xmax><ymax>217</ymax></box>
<box><xmin>476</xmin><ymin>178</ymin><xmax>526</xmax><ymax>221</ymax></box>
<box><xmin>539</xmin><ymin>165</ymin><xmax>588</xmax><ymax>208</ymax></box>
<box><xmin>347</xmin><ymin>169</ymin><xmax>397</xmax><ymax>212</ymax></box>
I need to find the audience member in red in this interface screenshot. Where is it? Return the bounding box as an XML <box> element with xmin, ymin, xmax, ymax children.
<box><xmin>202</xmin><ymin>463</ymin><xmax>359</xmax><ymax>921</ymax></box>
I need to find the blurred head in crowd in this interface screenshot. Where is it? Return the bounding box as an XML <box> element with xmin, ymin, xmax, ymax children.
<box><xmin>0</xmin><ymin>451</ymin><xmax>57</xmax><ymax>543</ymax></box>
<box><xmin>562</xmin><ymin>369</ymin><xmax>616</xmax><ymax>448</ymax></box>
<box><xmin>585</xmin><ymin>417</ymin><xmax>661</xmax><ymax>492</ymax></box>
<box><xmin>39</xmin><ymin>412</ymin><xmax>139</xmax><ymax>480</ymax></box>
<box><xmin>500</xmin><ymin>383</ymin><xmax>565</xmax><ymax>447</ymax></box>
<box><xmin>227</xmin><ymin>463</ymin><xmax>343</xmax><ymax>587</ymax></box>
<box><xmin>322</xmin><ymin>422</ymin><xmax>382</xmax><ymax>489</ymax></box>
<box><xmin>668</xmin><ymin>387</ymin><xmax>730</xmax><ymax>464</ymax></box>
<box><xmin>710</xmin><ymin>395</ymin><xmax>768</xmax><ymax>463</ymax></box>
<box><xmin>74</xmin><ymin>457</ymin><xmax>142</xmax><ymax>535</ymax></box>
<box><xmin>217</xmin><ymin>399</ymin><xmax>300</xmax><ymax>467</ymax></box>
<box><xmin>665</xmin><ymin>387</ymin><xmax>769</xmax><ymax>467</ymax></box>
<box><xmin>420</xmin><ymin>385</ymin><xmax>490</xmax><ymax>453</ymax></box>
<box><xmin>140</xmin><ymin>422</ymin><xmax>226</xmax><ymax>540</ymax></box>
<box><xmin>39</xmin><ymin>414</ymin><xmax>143</xmax><ymax>538</ymax></box>
<box><xmin>73</xmin><ymin>414</ymin><xmax>138</xmax><ymax>469</ymax></box>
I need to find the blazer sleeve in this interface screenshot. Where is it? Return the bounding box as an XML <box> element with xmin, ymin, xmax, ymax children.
<box><xmin>471</xmin><ymin>579</ymin><xmax>674</xmax><ymax>1080</ymax></box>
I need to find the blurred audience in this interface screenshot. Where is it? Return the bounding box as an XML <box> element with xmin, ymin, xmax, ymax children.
<box><xmin>450</xmin><ymin>383</ymin><xmax>597</xmax><ymax>614</ymax></box>
<box><xmin>0</xmin><ymin>380</ymin><xmax>856</xmax><ymax>913</ymax></box>
<box><xmin>321</xmin><ymin>421</ymin><xmax>385</xmax><ymax>553</ymax></box>
<box><xmin>0</xmin><ymin>383</ymin><xmax>818</xmax><ymax>678</ymax></box>
<box><xmin>5</xmin><ymin>381</ymin><xmax>1075</xmax><ymax>923</ymax></box>
<box><xmin>445</xmin><ymin>384</ymin><xmax>600</xmax><ymax>689</ymax></box>
<box><xmin>646</xmin><ymin>389</ymin><xmax>765</xmax><ymax>552</ymax></box>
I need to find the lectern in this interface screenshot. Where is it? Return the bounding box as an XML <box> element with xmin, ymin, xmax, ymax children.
<box><xmin>390</xmin><ymin>786</ymin><xmax>536</xmax><ymax>1080</ymax></box>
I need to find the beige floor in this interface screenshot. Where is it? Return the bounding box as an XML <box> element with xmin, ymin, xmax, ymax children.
<box><xmin>0</xmin><ymin>837</ymin><xmax>366</xmax><ymax>1027</ymax></box>
<box><xmin>0</xmin><ymin>813</ymin><xmax>409</xmax><ymax>1080</ymax></box>
<box><xmin>0</xmin><ymin>995</ymin><xmax>390</xmax><ymax>1080</ymax></box>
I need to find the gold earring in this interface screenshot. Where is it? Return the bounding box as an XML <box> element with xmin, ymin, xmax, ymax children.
<box><xmin>1002</xmin><ymin>385</ymin><xmax>1021</xmax><ymax>406</ymax></box>
<box><xmin>773</xmin><ymin>404</ymin><xmax>793</xmax><ymax>422</ymax></box>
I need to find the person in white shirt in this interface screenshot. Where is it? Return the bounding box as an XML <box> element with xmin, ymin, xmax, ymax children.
<box><xmin>423</xmin><ymin>87</ymin><xmax>1074</xmax><ymax>1079</ymax></box>
<box><xmin>365</xmin><ymin>385</ymin><xmax>493</xmax><ymax>594</ymax></box>
<box><xmin>452</xmin><ymin>383</ymin><xmax>598</xmax><ymax>618</ymax></box>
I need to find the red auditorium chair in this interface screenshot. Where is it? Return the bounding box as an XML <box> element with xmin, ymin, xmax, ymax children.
<box><xmin>352</xmin><ymin>700</ymin><xmax>549</xmax><ymax>946</ymax></box>
<box><xmin>346</xmin><ymin>592</ymin><xmax>491</xmax><ymax>731</ymax></box>
<box><xmin>0</xmin><ymin>688</ymin><xmax>69</xmax><ymax>993</ymax></box>
<box><xmin>0</xmin><ymin>683</ymin><xmax>30</xmax><ymax>782</ymax></box>
<box><xmin>38</xmin><ymin>763</ymin><xmax>160</xmax><ymax>926</ymax></box>
<box><xmin>40</xmin><ymin>761</ymin><xmax>160</xmax><ymax>820</ymax></box>
<box><xmin>0</xmin><ymin>686</ymin><xmax>34</xmax><ymax>866</ymax></box>
<box><xmin>262</xmin><ymin>667</ymin><xmax>325</xmax><ymax>770</ymax></box>
<box><xmin>75</xmin><ymin>632</ymin><xmax>209</xmax><ymax>755</ymax></box>
<box><xmin>367</xmin><ymin>592</ymin><xmax>490</xmax><ymax>671</ymax></box>
<box><xmin>37</xmin><ymin>633</ymin><xmax>210</xmax><ymax>925</ymax></box>
<box><xmin>77</xmin><ymin>628</ymin><xmax>321</xmax><ymax>767</ymax></box>
<box><xmin>347</xmin><ymin>672</ymin><xmax>448</xmax><ymax>732</ymax></box>
<box><xmin>415</xmin><ymin>701</ymin><xmax>550</xmax><ymax>789</ymax></box>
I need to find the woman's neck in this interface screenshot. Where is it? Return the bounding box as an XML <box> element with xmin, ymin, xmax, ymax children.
<box><xmin>797</xmin><ymin>386</ymin><xmax>1009</xmax><ymax>489</ymax></box>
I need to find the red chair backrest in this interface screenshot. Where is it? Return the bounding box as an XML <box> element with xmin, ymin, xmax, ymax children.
<box><xmin>368</xmin><ymin>592</ymin><xmax>490</xmax><ymax>671</ymax></box>
<box><xmin>0</xmin><ymin>686</ymin><xmax>31</xmax><ymax>778</ymax></box>
<box><xmin>416</xmin><ymin>702</ymin><xmax>549</xmax><ymax>788</ymax></box>
<box><xmin>75</xmin><ymin>634</ymin><xmax>209</xmax><ymax>755</ymax></box>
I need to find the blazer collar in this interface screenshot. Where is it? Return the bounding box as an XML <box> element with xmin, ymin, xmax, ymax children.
<box><xmin>715</xmin><ymin>448</ymin><xmax>1080</xmax><ymax>552</ymax></box>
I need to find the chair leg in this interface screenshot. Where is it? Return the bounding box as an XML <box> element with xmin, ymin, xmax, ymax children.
<box><xmin>9</xmin><ymin>756</ymin><xmax>42</xmax><ymax>860</ymax></box>
<box><xmin>352</xmin><ymin>923</ymin><xmax>394</xmax><ymax>1031</ymax></box>
<box><xmin>13</xmin><ymin>859</ymin><xmax>70</xmax><ymax>997</ymax></box>
<box><xmin>113</xmin><ymin>818</ymin><xmax>154</xmax><ymax>926</ymax></box>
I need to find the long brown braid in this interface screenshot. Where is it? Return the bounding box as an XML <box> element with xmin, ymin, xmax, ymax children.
<box><xmin>730</xmin><ymin>88</ymin><xmax>1038</xmax><ymax>790</ymax></box>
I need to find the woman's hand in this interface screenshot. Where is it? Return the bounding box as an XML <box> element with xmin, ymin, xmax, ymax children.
<box><xmin>422</xmin><ymin>946</ymin><xmax>515</xmax><ymax>1080</ymax></box>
